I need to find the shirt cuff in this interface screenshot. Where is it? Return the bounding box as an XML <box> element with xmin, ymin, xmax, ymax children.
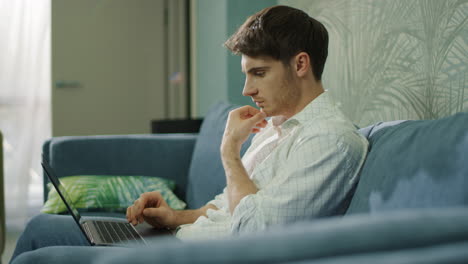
<box><xmin>207</xmin><ymin>191</ymin><xmax>226</xmax><ymax>210</ymax></box>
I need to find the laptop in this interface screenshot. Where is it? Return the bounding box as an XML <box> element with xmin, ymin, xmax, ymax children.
<box><xmin>41</xmin><ymin>160</ymin><xmax>147</xmax><ymax>246</ymax></box>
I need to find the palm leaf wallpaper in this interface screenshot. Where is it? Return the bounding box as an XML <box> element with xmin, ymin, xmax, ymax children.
<box><xmin>280</xmin><ymin>0</ymin><xmax>468</xmax><ymax>126</ymax></box>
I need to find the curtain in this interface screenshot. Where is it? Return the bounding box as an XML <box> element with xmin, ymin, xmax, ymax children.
<box><xmin>0</xmin><ymin>0</ymin><xmax>51</xmax><ymax>229</ymax></box>
<box><xmin>167</xmin><ymin>0</ymin><xmax>190</xmax><ymax>119</ymax></box>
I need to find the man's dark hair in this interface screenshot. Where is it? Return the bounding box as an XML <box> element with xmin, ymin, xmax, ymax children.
<box><xmin>225</xmin><ymin>5</ymin><xmax>328</xmax><ymax>81</ymax></box>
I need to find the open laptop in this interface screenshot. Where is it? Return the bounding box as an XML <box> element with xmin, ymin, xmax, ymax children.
<box><xmin>41</xmin><ymin>160</ymin><xmax>147</xmax><ymax>246</ymax></box>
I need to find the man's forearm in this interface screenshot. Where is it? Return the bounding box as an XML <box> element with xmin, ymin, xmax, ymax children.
<box><xmin>172</xmin><ymin>204</ymin><xmax>218</xmax><ymax>229</ymax></box>
<box><xmin>220</xmin><ymin>106</ymin><xmax>266</xmax><ymax>214</ymax></box>
<box><xmin>222</xmin><ymin>143</ymin><xmax>258</xmax><ymax>214</ymax></box>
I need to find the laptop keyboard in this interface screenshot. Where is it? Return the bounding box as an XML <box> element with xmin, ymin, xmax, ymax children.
<box><xmin>95</xmin><ymin>221</ymin><xmax>144</xmax><ymax>244</ymax></box>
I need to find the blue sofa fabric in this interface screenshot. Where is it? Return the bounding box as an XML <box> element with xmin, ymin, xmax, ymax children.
<box><xmin>288</xmin><ymin>241</ymin><xmax>468</xmax><ymax>264</ymax></box>
<box><xmin>12</xmin><ymin>208</ymin><xmax>468</xmax><ymax>264</ymax></box>
<box><xmin>347</xmin><ymin>112</ymin><xmax>468</xmax><ymax>214</ymax></box>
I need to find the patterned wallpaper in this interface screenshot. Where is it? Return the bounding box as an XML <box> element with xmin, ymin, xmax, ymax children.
<box><xmin>280</xmin><ymin>0</ymin><xmax>468</xmax><ymax>126</ymax></box>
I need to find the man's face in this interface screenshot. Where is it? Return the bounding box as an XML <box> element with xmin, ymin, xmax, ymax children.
<box><xmin>241</xmin><ymin>55</ymin><xmax>300</xmax><ymax>118</ymax></box>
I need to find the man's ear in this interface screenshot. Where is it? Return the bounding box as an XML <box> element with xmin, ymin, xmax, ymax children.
<box><xmin>294</xmin><ymin>52</ymin><xmax>311</xmax><ymax>78</ymax></box>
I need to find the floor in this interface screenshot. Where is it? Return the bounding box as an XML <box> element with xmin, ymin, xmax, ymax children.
<box><xmin>2</xmin><ymin>229</ymin><xmax>22</xmax><ymax>264</ymax></box>
<box><xmin>2</xmin><ymin>205</ymin><xmax>40</xmax><ymax>263</ymax></box>
<box><xmin>2</xmin><ymin>184</ymin><xmax>43</xmax><ymax>263</ymax></box>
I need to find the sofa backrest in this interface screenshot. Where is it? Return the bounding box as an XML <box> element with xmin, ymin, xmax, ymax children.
<box><xmin>347</xmin><ymin>112</ymin><xmax>468</xmax><ymax>215</ymax></box>
<box><xmin>186</xmin><ymin>102</ymin><xmax>253</xmax><ymax>209</ymax></box>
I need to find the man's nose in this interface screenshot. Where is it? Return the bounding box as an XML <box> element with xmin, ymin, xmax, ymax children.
<box><xmin>242</xmin><ymin>79</ymin><xmax>257</xmax><ymax>97</ymax></box>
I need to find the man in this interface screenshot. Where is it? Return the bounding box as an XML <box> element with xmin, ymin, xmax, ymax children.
<box><xmin>126</xmin><ymin>5</ymin><xmax>368</xmax><ymax>240</ymax></box>
<box><xmin>11</xmin><ymin>5</ymin><xmax>368</xmax><ymax>261</ymax></box>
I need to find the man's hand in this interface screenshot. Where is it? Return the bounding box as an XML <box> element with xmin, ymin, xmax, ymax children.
<box><xmin>222</xmin><ymin>106</ymin><xmax>267</xmax><ymax>153</ymax></box>
<box><xmin>126</xmin><ymin>191</ymin><xmax>176</xmax><ymax>229</ymax></box>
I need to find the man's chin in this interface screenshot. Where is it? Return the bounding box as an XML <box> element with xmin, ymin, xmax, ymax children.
<box><xmin>260</xmin><ymin>108</ymin><xmax>273</xmax><ymax>117</ymax></box>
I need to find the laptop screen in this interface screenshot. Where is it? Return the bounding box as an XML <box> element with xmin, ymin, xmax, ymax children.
<box><xmin>41</xmin><ymin>160</ymin><xmax>82</xmax><ymax>224</ymax></box>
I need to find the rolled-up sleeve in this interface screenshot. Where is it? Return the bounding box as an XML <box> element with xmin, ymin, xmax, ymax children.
<box><xmin>231</xmin><ymin>131</ymin><xmax>368</xmax><ymax>235</ymax></box>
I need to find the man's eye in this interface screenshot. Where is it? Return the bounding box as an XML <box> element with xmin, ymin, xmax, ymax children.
<box><xmin>254</xmin><ymin>71</ymin><xmax>265</xmax><ymax>77</ymax></box>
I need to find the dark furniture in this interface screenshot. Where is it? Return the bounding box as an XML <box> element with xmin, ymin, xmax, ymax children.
<box><xmin>151</xmin><ymin>118</ymin><xmax>203</xmax><ymax>134</ymax></box>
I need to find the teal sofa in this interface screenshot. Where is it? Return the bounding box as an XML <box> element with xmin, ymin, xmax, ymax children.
<box><xmin>23</xmin><ymin>103</ymin><xmax>468</xmax><ymax>263</ymax></box>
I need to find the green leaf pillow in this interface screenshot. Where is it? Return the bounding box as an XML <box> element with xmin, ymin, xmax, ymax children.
<box><xmin>42</xmin><ymin>175</ymin><xmax>186</xmax><ymax>214</ymax></box>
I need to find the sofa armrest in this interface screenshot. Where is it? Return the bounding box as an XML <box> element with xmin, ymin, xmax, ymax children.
<box><xmin>42</xmin><ymin>134</ymin><xmax>197</xmax><ymax>202</ymax></box>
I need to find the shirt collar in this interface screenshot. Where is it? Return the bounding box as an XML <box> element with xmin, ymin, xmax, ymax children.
<box><xmin>273</xmin><ymin>91</ymin><xmax>335</xmax><ymax>130</ymax></box>
<box><xmin>271</xmin><ymin>115</ymin><xmax>288</xmax><ymax>137</ymax></box>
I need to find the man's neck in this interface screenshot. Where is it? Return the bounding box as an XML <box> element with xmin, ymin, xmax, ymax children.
<box><xmin>284</xmin><ymin>81</ymin><xmax>325</xmax><ymax>120</ymax></box>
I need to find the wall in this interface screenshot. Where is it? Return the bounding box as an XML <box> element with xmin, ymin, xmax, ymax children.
<box><xmin>226</xmin><ymin>0</ymin><xmax>278</xmax><ymax>107</ymax></box>
<box><xmin>280</xmin><ymin>0</ymin><xmax>468</xmax><ymax>126</ymax></box>
<box><xmin>52</xmin><ymin>0</ymin><xmax>166</xmax><ymax>136</ymax></box>
<box><xmin>193</xmin><ymin>0</ymin><xmax>277</xmax><ymax>117</ymax></box>
<box><xmin>193</xmin><ymin>0</ymin><xmax>229</xmax><ymax>118</ymax></box>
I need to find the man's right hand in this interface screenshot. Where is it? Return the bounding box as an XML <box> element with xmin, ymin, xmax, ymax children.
<box><xmin>126</xmin><ymin>191</ymin><xmax>177</xmax><ymax>229</ymax></box>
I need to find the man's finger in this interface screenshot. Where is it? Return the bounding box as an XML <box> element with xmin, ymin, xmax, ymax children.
<box><xmin>142</xmin><ymin>208</ymin><xmax>163</xmax><ymax>218</ymax></box>
<box><xmin>238</xmin><ymin>105</ymin><xmax>260</xmax><ymax>118</ymax></box>
<box><xmin>137</xmin><ymin>196</ymin><xmax>148</xmax><ymax>223</ymax></box>
<box><xmin>130</xmin><ymin>206</ymin><xmax>137</xmax><ymax>223</ymax></box>
<box><xmin>126</xmin><ymin>207</ymin><xmax>131</xmax><ymax>222</ymax></box>
<box><xmin>137</xmin><ymin>195</ymin><xmax>148</xmax><ymax>213</ymax></box>
<box><xmin>250</xmin><ymin>111</ymin><xmax>267</xmax><ymax>124</ymax></box>
<box><xmin>133</xmin><ymin>202</ymin><xmax>143</xmax><ymax>225</ymax></box>
<box><xmin>130</xmin><ymin>206</ymin><xmax>138</xmax><ymax>225</ymax></box>
<box><xmin>255</xmin><ymin>119</ymin><xmax>268</xmax><ymax>128</ymax></box>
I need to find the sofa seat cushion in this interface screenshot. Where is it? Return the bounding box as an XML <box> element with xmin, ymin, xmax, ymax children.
<box><xmin>347</xmin><ymin>112</ymin><xmax>468</xmax><ymax>214</ymax></box>
<box><xmin>186</xmin><ymin>102</ymin><xmax>254</xmax><ymax>209</ymax></box>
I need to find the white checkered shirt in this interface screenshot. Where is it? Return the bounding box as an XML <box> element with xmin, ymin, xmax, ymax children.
<box><xmin>176</xmin><ymin>91</ymin><xmax>369</xmax><ymax>240</ymax></box>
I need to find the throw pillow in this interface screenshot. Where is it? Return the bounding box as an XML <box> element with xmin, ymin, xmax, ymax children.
<box><xmin>42</xmin><ymin>175</ymin><xmax>186</xmax><ymax>214</ymax></box>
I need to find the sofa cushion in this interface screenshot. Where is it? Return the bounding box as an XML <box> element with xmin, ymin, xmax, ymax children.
<box><xmin>347</xmin><ymin>112</ymin><xmax>468</xmax><ymax>214</ymax></box>
<box><xmin>358</xmin><ymin>120</ymin><xmax>407</xmax><ymax>138</ymax></box>
<box><xmin>186</xmin><ymin>102</ymin><xmax>254</xmax><ymax>209</ymax></box>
